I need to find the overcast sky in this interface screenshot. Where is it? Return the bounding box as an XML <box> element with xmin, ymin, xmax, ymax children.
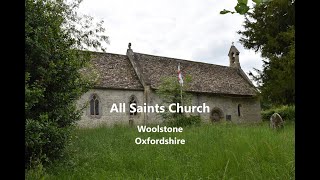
<box><xmin>77</xmin><ymin>0</ymin><xmax>263</xmax><ymax>75</ymax></box>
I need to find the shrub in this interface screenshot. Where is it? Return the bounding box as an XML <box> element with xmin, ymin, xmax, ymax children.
<box><xmin>25</xmin><ymin>0</ymin><xmax>108</xmax><ymax>168</ymax></box>
<box><xmin>165</xmin><ymin>114</ymin><xmax>202</xmax><ymax>127</ymax></box>
<box><xmin>25</xmin><ymin>114</ymin><xmax>75</xmax><ymax>168</ymax></box>
<box><xmin>25</xmin><ymin>159</ymin><xmax>48</xmax><ymax>180</ymax></box>
<box><xmin>261</xmin><ymin>105</ymin><xmax>295</xmax><ymax>121</ymax></box>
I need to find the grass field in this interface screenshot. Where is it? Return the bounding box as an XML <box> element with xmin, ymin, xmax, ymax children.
<box><xmin>26</xmin><ymin>122</ymin><xmax>295</xmax><ymax>179</ymax></box>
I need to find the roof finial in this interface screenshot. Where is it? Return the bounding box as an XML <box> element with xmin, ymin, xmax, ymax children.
<box><xmin>232</xmin><ymin>42</ymin><xmax>234</xmax><ymax>46</ymax></box>
<box><xmin>128</xmin><ymin>42</ymin><xmax>131</xmax><ymax>49</ymax></box>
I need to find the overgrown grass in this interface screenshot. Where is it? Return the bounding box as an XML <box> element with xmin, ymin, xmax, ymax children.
<box><xmin>261</xmin><ymin>105</ymin><xmax>295</xmax><ymax>121</ymax></box>
<box><xmin>26</xmin><ymin>122</ymin><xmax>295</xmax><ymax>179</ymax></box>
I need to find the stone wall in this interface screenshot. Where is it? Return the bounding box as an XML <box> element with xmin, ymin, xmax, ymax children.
<box><xmin>77</xmin><ymin>89</ymin><xmax>261</xmax><ymax>127</ymax></box>
<box><xmin>77</xmin><ymin>89</ymin><xmax>145</xmax><ymax>127</ymax></box>
<box><xmin>147</xmin><ymin>91</ymin><xmax>261</xmax><ymax>124</ymax></box>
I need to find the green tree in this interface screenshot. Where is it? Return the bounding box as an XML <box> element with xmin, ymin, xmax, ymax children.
<box><xmin>156</xmin><ymin>75</ymin><xmax>202</xmax><ymax>126</ymax></box>
<box><xmin>156</xmin><ymin>75</ymin><xmax>192</xmax><ymax>118</ymax></box>
<box><xmin>220</xmin><ymin>0</ymin><xmax>269</xmax><ymax>15</ymax></box>
<box><xmin>25</xmin><ymin>0</ymin><xmax>108</xmax><ymax>168</ymax></box>
<box><xmin>237</xmin><ymin>0</ymin><xmax>295</xmax><ymax>107</ymax></box>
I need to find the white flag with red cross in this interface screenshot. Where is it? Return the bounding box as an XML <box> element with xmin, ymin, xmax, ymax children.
<box><xmin>178</xmin><ymin>63</ymin><xmax>183</xmax><ymax>86</ymax></box>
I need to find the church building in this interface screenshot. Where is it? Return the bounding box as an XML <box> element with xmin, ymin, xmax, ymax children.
<box><xmin>77</xmin><ymin>43</ymin><xmax>261</xmax><ymax>127</ymax></box>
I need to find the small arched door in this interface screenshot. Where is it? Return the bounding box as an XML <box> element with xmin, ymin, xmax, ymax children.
<box><xmin>129</xmin><ymin>95</ymin><xmax>138</xmax><ymax>126</ymax></box>
<box><xmin>210</xmin><ymin>108</ymin><xmax>223</xmax><ymax>122</ymax></box>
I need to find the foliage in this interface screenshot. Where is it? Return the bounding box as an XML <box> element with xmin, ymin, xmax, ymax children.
<box><xmin>220</xmin><ymin>0</ymin><xmax>269</xmax><ymax>15</ymax></box>
<box><xmin>26</xmin><ymin>123</ymin><xmax>295</xmax><ymax>179</ymax></box>
<box><xmin>220</xmin><ymin>0</ymin><xmax>295</xmax><ymax>106</ymax></box>
<box><xmin>156</xmin><ymin>75</ymin><xmax>192</xmax><ymax>117</ymax></box>
<box><xmin>164</xmin><ymin>114</ymin><xmax>202</xmax><ymax>127</ymax></box>
<box><xmin>156</xmin><ymin>75</ymin><xmax>199</xmax><ymax>126</ymax></box>
<box><xmin>25</xmin><ymin>161</ymin><xmax>48</xmax><ymax>180</ymax></box>
<box><xmin>261</xmin><ymin>105</ymin><xmax>295</xmax><ymax>121</ymax></box>
<box><xmin>25</xmin><ymin>0</ymin><xmax>108</xmax><ymax>168</ymax></box>
<box><xmin>156</xmin><ymin>75</ymin><xmax>192</xmax><ymax>104</ymax></box>
<box><xmin>238</xmin><ymin>0</ymin><xmax>295</xmax><ymax>106</ymax></box>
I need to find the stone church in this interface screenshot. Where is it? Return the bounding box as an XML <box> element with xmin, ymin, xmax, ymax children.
<box><xmin>77</xmin><ymin>43</ymin><xmax>261</xmax><ymax>127</ymax></box>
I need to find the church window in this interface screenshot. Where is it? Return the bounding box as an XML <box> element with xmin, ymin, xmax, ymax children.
<box><xmin>238</xmin><ymin>104</ymin><xmax>241</xmax><ymax>116</ymax></box>
<box><xmin>129</xmin><ymin>95</ymin><xmax>138</xmax><ymax>116</ymax></box>
<box><xmin>90</xmin><ymin>94</ymin><xmax>100</xmax><ymax>117</ymax></box>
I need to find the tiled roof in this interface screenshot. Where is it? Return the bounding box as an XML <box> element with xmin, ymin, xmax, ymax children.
<box><xmin>90</xmin><ymin>52</ymin><xmax>144</xmax><ymax>90</ymax></box>
<box><xmin>87</xmin><ymin>51</ymin><xmax>257</xmax><ymax>96</ymax></box>
<box><xmin>134</xmin><ymin>53</ymin><xmax>257</xmax><ymax>96</ymax></box>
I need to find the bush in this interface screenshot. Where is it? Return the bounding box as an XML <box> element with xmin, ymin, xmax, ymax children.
<box><xmin>25</xmin><ymin>114</ymin><xmax>74</xmax><ymax>168</ymax></box>
<box><xmin>261</xmin><ymin>105</ymin><xmax>295</xmax><ymax>121</ymax></box>
<box><xmin>25</xmin><ymin>160</ymin><xmax>48</xmax><ymax>180</ymax></box>
<box><xmin>25</xmin><ymin>0</ymin><xmax>108</xmax><ymax>168</ymax></box>
<box><xmin>165</xmin><ymin>114</ymin><xmax>202</xmax><ymax>127</ymax></box>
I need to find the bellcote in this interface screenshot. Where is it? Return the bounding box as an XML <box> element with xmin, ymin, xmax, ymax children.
<box><xmin>228</xmin><ymin>42</ymin><xmax>241</xmax><ymax>69</ymax></box>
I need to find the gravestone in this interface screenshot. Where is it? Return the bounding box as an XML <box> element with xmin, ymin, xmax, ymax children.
<box><xmin>270</xmin><ymin>113</ymin><xmax>284</xmax><ymax>129</ymax></box>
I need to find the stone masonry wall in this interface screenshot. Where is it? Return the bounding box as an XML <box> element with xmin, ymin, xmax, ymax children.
<box><xmin>77</xmin><ymin>89</ymin><xmax>145</xmax><ymax>127</ymax></box>
<box><xmin>147</xmin><ymin>91</ymin><xmax>261</xmax><ymax>124</ymax></box>
<box><xmin>77</xmin><ymin>89</ymin><xmax>261</xmax><ymax>127</ymax></box>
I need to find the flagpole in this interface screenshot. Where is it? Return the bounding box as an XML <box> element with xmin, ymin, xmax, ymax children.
<box><xmin>180</xmin><ymin>84</ymin><xmax>183</xmax><ymax>107</ymax></box>
<box><xmin>179</xmin><ymin>63</ymin><xmax>183</xmax><ymax>107</ymax></box>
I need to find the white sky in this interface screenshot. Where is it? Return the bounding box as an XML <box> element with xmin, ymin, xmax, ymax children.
<box><xmin>77</xmin><ymin>0</ymin><xmax>263</xmax><ymax>75</ymax></box>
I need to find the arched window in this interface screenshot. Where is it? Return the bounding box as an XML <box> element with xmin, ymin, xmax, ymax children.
<box><xmin>129</xmin><ymin>95</ymin><xmax>137</xmax><ymax>116</ymax></box>
<box><xmin>231</xmin><ymin>52</ymin><xmax>235</xmax><ymax>64</ymax></box>
<box><xmin>210</xmin><ymin>107</ymin><xmax>223</xmax><ymax>122</ymax></box>
<box><xmin>90</xmin><ymin>94</ymin><xmax>99</xmax><ymax>116</ymax></box>
<box><xmin>238</xmin><ymin>104</ymin><xmax>241</xmax><ymax>117</ymax></box>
